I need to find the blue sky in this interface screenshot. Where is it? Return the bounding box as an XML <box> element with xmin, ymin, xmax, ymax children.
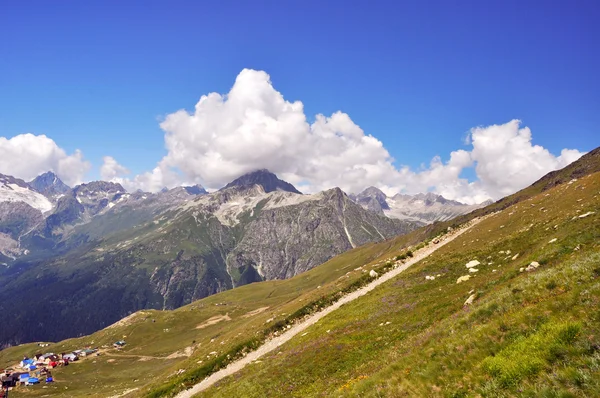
<box><xmin>0</xmin><ymin>0</ymin><xmax>598</xmax><ymax>200</ymax></box>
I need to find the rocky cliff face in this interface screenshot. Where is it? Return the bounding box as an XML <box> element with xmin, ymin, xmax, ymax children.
<box><xmin>0</xmin><ymin>201</ymin><xmax>44</xmax><ymax>258</ymax></box>
<box><xmin>29</xmin><ymin>171</ymin><xmax>70</xmax><ymax>200</ymax></box>
<box><xmin>229</xmin><ymin>187</ymin><xmax>412</xmax><ymax>280</ymax></box>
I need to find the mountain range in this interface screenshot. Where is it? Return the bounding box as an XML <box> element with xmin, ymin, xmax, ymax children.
<box><xmin>0</xmin><ymin>168</ymin><xmax>476</xmax><ymax>346</ymax></box>
<box><xmin>0</xmin><ymin>170</ymin><xmax>485</xmax><ymax>263</ymax></box>
<box><xmin>351</xmin><ymin>186</ymin><xmax>491</xmax><ymax>223</ymax></box>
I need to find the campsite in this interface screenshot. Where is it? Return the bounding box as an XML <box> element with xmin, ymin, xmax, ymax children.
<box><xmin>1</xmin><ymin>344</ymin><xmax>108</xmax><ymax>395</ymax></box>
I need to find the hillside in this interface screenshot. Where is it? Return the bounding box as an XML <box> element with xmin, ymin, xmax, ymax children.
<box><xmin>1</xmin><ymin>148</ymin><xmax>598</xmax><ymax>397</ymax></box>
<box><xmin>0</xmin><ymin>172</ymin><xmax>418</xmax><ymax>347</ymax></box>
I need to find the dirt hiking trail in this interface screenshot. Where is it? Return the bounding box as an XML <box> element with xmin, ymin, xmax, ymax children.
<box><xmin>174</xmin><ymin>217</ymin><xmax>485</xmax><ymax>397</ymax></box>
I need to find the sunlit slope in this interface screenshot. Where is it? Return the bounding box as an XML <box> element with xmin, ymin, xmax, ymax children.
<box><xmin>201</xmin><ymin>171</ymin><xmax>600</xmax><ymax>397</ymax></box>
<box><xmin>0</xmin><ymin>219</ymin><xmax>428</xmax><ymax>398</ymax></box>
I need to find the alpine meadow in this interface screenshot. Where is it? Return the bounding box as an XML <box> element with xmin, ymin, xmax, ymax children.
<box><xmin>1</xmin><ymin>2</ymin><xmax>598</xmax><ymax>398</ymax></box>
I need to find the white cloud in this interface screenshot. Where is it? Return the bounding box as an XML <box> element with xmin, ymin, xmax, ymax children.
<box><xmin>117</xmin><ymin>69</ymin><xmax>584</xmax><ymax>204</ymax></box>
<box><xmin>466</xmin><ymin>120</ymin><xmax>584</xmax><ymax>199</ymax></box>
<box><xmin>0</xmin><ymin>133</ymin><xmax>90</xmax><ymax>186</ymax></box>
<box><xmin>100</xmin><ymin>156</ymin><xmax>182</xmax><ymax>193</ymax></box>
<box><xmin>100</xmin><ymin>156</ymin><xmax>129</xmax><ymax>181</ymax></box>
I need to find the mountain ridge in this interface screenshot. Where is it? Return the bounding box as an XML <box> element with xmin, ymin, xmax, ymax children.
<box><xmin>351</xmin><ymin>186</ymin><xmax>485</xmax><ymax>223</ymax></box>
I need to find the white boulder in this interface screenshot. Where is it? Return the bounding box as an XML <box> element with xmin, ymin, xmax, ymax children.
<box><xmin>464</xmin><ymin>294</ymin><xmax>476</xmax><ymax>306</ymax></box>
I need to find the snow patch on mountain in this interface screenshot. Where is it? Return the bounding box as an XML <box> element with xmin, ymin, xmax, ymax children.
<box><xmin>0</xmin><ymin>180</ymin><xmax>53</xmax><ymax>213</ymax></box>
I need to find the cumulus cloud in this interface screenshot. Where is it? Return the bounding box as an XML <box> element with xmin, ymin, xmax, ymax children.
<box><xmin>467</xmin><ymin>120</ymin><xmax>583</xmax><ymax>199</ymax></box>
<box><xmin>100</xmin><ymin>156</ymin><xmax>182</xmax><ymax>193</ymax></box>
<box><xmin>0</xmin><ymin>133</ymin><xmax>90</xmax><ymax>186</ymax></box>
<box><xmin>117</xmin><ymin>69</ymin><xmax>584</xmax><ymax>203</ymax></box>
<box><xmin>100</xmin><ymin>156</ymin><xmax>129</xmax><ymax>181</ymax></box>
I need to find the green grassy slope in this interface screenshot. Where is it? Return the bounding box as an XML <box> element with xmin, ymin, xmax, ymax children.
<box><xmin>201</xmin><ymin>171</ymin><xmax>600</xmax><ymax>398</ymax></box>
<box><xmin>0</xmin><ymin>220</ymin><xmax>429</xmax><ymax>397</ymax></box>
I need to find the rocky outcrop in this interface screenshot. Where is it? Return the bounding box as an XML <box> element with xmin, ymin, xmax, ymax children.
<box><xmin>183</xmin><ymin>184</ymin><xmax>208</xmax><ymax>195</ymax></box>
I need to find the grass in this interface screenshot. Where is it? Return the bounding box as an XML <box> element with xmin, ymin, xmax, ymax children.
<box><xmin>481</xmin><ymin>321</ymin><xmax>581</xmax><ymax>387</ymax></box>
<box><xmin>196</xmin><ymin>171</ymin><xmax>600</xmax><ymax>397</ymax></box>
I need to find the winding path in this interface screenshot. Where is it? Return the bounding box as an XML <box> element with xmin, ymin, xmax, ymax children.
<box><xmin>175</xmin><ymin>217</ymin><xmax>483</xmax><ymax>397</ymax></box>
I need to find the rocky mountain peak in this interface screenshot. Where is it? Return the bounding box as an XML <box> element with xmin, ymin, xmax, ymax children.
<box><xmin>222</xmin><ymin>169</ymin><xmax>302</xmax><ymax>194</ymax></box>
<box><xmin>351</xmin><ymin>188</ymin><xmax>484</xmax><ymax>224</ymax></box>
<box><xmin>360</xmin><ymin>186</ymin><xmax>386</xmax><ymax>196</ymax></box>
<box><xmin>355</xmin><ymin>186</ymin><xmax>390</xmax><ymax>213</ymax></box>
<box><xmin>29</xmin><ymin>171</ymin><xmax>70</xmax><ymax>197</ymax></box>
<box><xmin>183</xmin><ymin>184</ymin><xmax>208</xmax><ymax>195</ymax></box>
<box><xmin>73</xmin><ymin>181</ymin><xmax>125</xmax><ymax>196</ymax></box>
<box><xmin>396</xmin><ymin>192</ymin><xmax>463</xmax><ymax>206</ymax></box>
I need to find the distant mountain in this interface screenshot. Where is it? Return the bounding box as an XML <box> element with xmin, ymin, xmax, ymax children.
<box><xmin>29</xmin><ymin>171</ymin><xmax>70</xmax><ymax>200</ymax></box>
<box><xmin>223</xmin><ymin>169</ymin><xmax>302</xmax><ymax>194</ymax></box>
<box><xmin>0</xmin><ymin>173</ymin><xmax>55</xmax><ymax>258</ymax></box>
<box><xmin>0</xmin><ymin>173</ymin><xmax>53</xmax><ymax>213</ymax></box>
<box><xmin>23</xmin><ymin>182</ymin><xmax>206</xmax><ymax>253</ymax></box>
<box><xmin>351</xmin><ymin>186</ymin><xmax>390</xmax><ymax>214</ymax></box>
<box><xmin>351</xmin><ymin>188</ymin><xmax>485</xmax><ymax>224</ymax></box>
<box><xmin>183</xmin><ymin>184</ymin><xmax>208</xmax><ymax>195</ymax></box>
<box><xmin>0</xmin><ymin>171</ymin><xmax>419</xmax><ymax>345</ymax></box>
